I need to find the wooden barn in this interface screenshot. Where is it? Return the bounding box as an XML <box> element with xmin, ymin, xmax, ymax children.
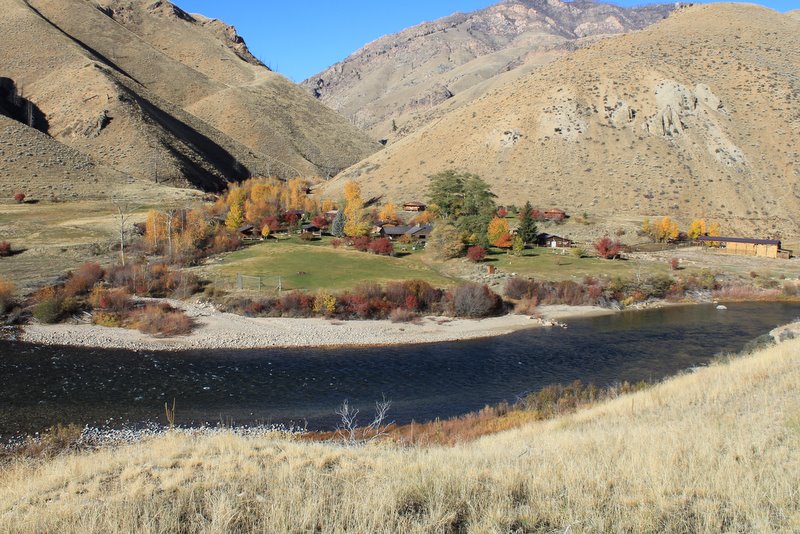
<box><xmin>403</xmin><ymin>201</ymin><xmax>427</xmax><ymax>212</ymax></box>
<box><xmin>696</xmin><ymin>236</ymin><xmax>789</xmax><ymax>259</ymax></box>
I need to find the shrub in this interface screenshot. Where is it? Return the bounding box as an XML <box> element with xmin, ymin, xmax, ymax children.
<box><xmin>313</xmin><ymin>290</ymin><xmax>337</xmax><ymax>316</ymax></box>
<box><xmin>351</xmin><ymin>236</ymin><xmax>371</xmax><ymax>252</ymax></box>
<box><xmin>88</xmin><ymin>285</ymin><xmax>131</xmax><ymax>313</ymax></box>
<box><xmin>63</xmin><ymin>262</ymin><xmax>104</xmax><ymax>297</ymax></box>
<box><xmin>594</xmin><ymin>237</ymin><xmax>622</xmax><ymax>259</ymax></box>
<box><xmin>14</xmin><ymin>192</ymin><xmax>25</xmax><ymax>203</ymax></box>
<box><xmin>32</xmin><ymin>287</ymin><xmax>62</xmax><ymax>324</ymax></box>
<box><xmin>368</xmin><ymin>237</ymin><xmax>394</xmax><ymax>256</ymax></box>
<box><xmin>299</xmin><ymin>231</ymin><xmax>316</xmax><ymax>241</ymax></box>
<box><xmin>0</xmin><ymin>278</ymin><xmax>15</xmax><ymax>314</ymax></box>
<box><xmin>670</xmin><ymin>257</ymin><xmax>680</xmax><ymax>271</ymax></box>
<box><xmin>504</xmin><ymin>277</ymin><xmax>534</xmax><ymax>300</ymax></box>
<box><xmin>389</xmin><ymin>308</ymin><xmax>417</xmax><ymax>323</ymax></box>
<box><xmin>131</xmin><ymin>303</ymin><xmax>193</xmax><ymax>337</ymax></box>
<box><xmin>330</xmin><ymin>238</ymin><xmax>343</xmax><ymax>249</ymax></box>
<box><xmin>784</xmin><ymin>281</ymin><xmax>800</xmax><ymax>297</ymax></box>
<box><xmin>514</xmin><ymin>297</ymin><xmax>539</xmax><ymax>315</ymax></box>
<box><xmin>451</xmin><ymin>283</ymin><xmax>501</xmax><ymax>318</ymax></box>
<box><xmin>92</xmin><ymin>312</ymin><xmax>123</xmax><ymax>328</ymax></box>
<box><xmin>466</xmin><ymin>245</ymin><xmax>486</xmax><ymax>263</ymax></box>
<box><xmin>0</xmin><ymin>242</ymin><xmax>11</xmax><ymax>257</ymax></box>
<box><xmin>208</xmin><ymin>231</ymin><xmax>242</xmax><ymax>255</ymax></box>
<box><xmin>278</xmin><ymin>291</ymin><xmax>314</xmax><ymax>317</ymax></box>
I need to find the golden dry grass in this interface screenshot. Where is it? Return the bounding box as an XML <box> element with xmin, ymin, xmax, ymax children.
<box><xmin>1</xmin><ymin>339</ymin><xmax>799</xmax><ymax>533</ymax></box>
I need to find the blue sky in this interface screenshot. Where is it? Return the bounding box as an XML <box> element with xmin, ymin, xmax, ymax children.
<box><xmin>177</xmin><ymin>1</ymin><xmax>796</xmax><ymax>82</ymax></box>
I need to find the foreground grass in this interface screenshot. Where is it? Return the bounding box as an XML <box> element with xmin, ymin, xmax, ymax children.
<box><xmin>207</xmin><ymin>239</ymin><xmax>456</xmax><ymax>292</ymax></box>
<box><xmin>1</xmin><ymin>339</ymin><xmax>798</xmax><ymax>533</ymax></box>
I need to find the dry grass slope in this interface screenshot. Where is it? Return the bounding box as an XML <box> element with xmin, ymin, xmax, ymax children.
<box><xmin>0</xmin><ymin>0</ymin><xmax>377</xmax><ymax>197</ymax></box>
<box><xmin>327</xmin><ymin>4</ymin><xmax>800</xmax><ymax>239</ymax></box>
<box><xmin>1</xmin><ymin>338</ymin><xmax>798</xmax><ymax>532</ymax></box>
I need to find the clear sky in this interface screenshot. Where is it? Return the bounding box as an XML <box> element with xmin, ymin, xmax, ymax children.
<box><xmin>177</xmin><ymin>1</ymin><xmax>796</xmax><ymax>82</ymax></box>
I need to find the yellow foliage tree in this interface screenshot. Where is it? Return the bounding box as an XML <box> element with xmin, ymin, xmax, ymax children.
<box><xmin>379</xmin><ymin>203</ymin><xmax>399</xmax><ymax>224</ymax></box>
<box><xmin>654</xmin><ymin>217</ymin><xmax>679</xmax><ymax>242</ymax></box>
<box><xmin>225</xmin><ymin>203</ymin><xmax>244</xmax><ymax>231</ymax></box>
<box><xmin>343</xmin><ymin>180</ymin><xmax>371</xmax><ymax>237</ymax></box>
<box><xmin>687</xmin><ymin>219</ymin><xmax>707</xmax><ymax>240</ymax></box>
<box><xmin>705</xmin><ymin>222</ymin><xmax>721</xmax><ymax>247</ymax></box>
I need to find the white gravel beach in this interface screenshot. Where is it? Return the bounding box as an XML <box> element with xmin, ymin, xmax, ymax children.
<box><xmin>20</xmin><ymin>301</ymin><xmax>615</xmax><ymax>351</ymax></box>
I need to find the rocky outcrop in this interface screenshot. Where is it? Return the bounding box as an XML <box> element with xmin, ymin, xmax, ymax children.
<box><xmin>301</xmin><ymin>0</ymin><xmax>677</xmax><ymax>139</ymax></box>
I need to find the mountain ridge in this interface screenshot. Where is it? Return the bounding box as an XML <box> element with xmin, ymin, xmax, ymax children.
<box><xmin>324</xmin><ymin>3</ymin><xmax>800</xmax><ymax>239</ymax></box>
<box><xmin>301</xmin><ymin>0</ymin><xmax>679</xmax><ymax>140</ymax></box>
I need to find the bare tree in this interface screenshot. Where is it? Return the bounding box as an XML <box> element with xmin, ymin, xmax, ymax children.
<box><xmin>113</xmin><ymin>200</ymin><xmax>138</xmax><ymax>266</ymax></box>
<box><xmin>334</xmin><ymin>396</ymin><xmax>393</xmax><ymax>445</ymax></box>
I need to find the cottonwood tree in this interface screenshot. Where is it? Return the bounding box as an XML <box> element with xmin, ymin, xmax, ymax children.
<box><xmin>112</xmin><ymin>200</ymin><xmax>139</xmax><ymax>267</ymax></box>
<box><xmin>335</xmin><ymin>396</ymin><xmax>392</xmax><ymax>445</ymax></box>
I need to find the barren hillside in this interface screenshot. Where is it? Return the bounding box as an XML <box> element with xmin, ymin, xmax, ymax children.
<box><xmin>302</xmin><ymin>0</ymin><xmax>676</xmax><ymax>140</ymax></box>
<box><xmin>327</xmin><ymin>3</ymin><xmax>800</xmax><ymax>239</ymax></box>
<box><xmin>0</xmin><ymin>0</ymin><xmax>377</xmax><ymax>196</ymax></box>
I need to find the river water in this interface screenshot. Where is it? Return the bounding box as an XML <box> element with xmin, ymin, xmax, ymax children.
<box><xmin>1</xmin><ymin>302</ymin><xmax>798</xmax><ymax>438</ymax></box>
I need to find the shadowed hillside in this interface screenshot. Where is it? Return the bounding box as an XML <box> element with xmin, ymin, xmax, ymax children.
<box><xmin>0</xmin><ymin>0</ymin><xmax>378</xmax><ymax>196</ymax></box>
<box><xmin>326</xmin><ymin>3</ymin><xmax>800</xmax><ymax>239</ymax></box>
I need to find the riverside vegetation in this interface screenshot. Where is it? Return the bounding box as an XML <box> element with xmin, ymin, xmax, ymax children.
<box><xmin>0</xmin><ymin>336</ymin><xmax>797</xmax><ymax>532</ymax></box>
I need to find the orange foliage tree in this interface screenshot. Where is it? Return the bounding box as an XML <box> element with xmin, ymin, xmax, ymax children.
<box><xmin>487</xmin><ymin>217</ymin><xmax>512</xmax><ymax>248</ymax></box>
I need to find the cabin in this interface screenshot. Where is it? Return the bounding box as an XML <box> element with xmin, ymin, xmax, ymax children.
<box><xmin>301</xmin><ymin>224</ymin><xmax>322</xmax><ymax>238</ymax></box>
<box><xmin>380</xmin><ymin>224</ymin><xmax>433</xmax><ymax>242</ymax></box>
<box><xmin>403</xmin><ymin>201</ymin><xmax>427</xmax><ymax>212</ymax></box>
<box><xmin>544</xmin><ymin>208</ymin><xmax>567</xmax><ymax>221</ymax></box>
<box><xmin>696</xmin><ymin>236</ymin><xmax>790</xmax><ymax>259</ymax></box>
<box><xmin>237</xmin><ymin>224</ymin><xmax>258</xmax><ymax>239</ymax></box>
<box><xmin>538</xmin><ymin>233</ymin><xmax>573</xmax><ymax>249</ymax></box>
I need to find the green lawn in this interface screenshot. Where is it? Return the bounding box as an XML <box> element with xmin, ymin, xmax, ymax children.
<box><xmin>486</xmin><ymin>247</ymin><xmax>671</xmax><ymax>281</ymax></box>
<box><xmin>207</xmin><ymin>239</ymin><xmax>457</xmax><ymax>292</ymax></box>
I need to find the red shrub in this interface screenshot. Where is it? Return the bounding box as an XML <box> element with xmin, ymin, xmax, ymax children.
<box><xmin>277</xmin><ymin>291</ymin><xmax>314</xmax><ymax>317</ymax></box>
<box><xmin>505</xmin><ymin>277</ymin><xmax>534</xmax><ymax>300</ymax></box>
<box><xmin>466</xmin><ymin>245</ymin><xmax>487</xmax><ymax>263</ymax></box>
<box><xmin>330</xmin><ymin>238</ymin><xmax>343</xmax><ymax>249</ymax></box>
<box><xmin>670</xmin><ymin>257</ymin><xmax>680</xmax><ymax>271</ymax></box>
<box><xmin>63</xmin><ymin>262</ymin><xmax>104</xmax><ymax>297</ymax></box>
<box><xmin>311</xmin><ymin>215</ymin><xmax>328</xmax><ymax>230</ymax></box>
<box><xmin>131</xmin><ymin>303</ymin><xmax>193</xmax><ymax>337</ymax></box>
<box><xmin>367</xmin><ymin>237</ymin><xmax>394</xmax><ymax>256</ymax></box>
<box><xmin>497</xmin><ymin>207</ymin><xmax>508</xmax><ymax>218</ymax></box>
<box><xmin>594</xmin><ymin>237</ymin><xmax>622</xmax><ymax>259</ymax></box>
<box><xmin>14</xmin><ymin>192</ymin><xmax>25</xmax><ymax>203</ymax></box>
<box><xmin>0</xmin><ymin>242</ymin><xmax>11</xmax><ymax>257</ymax></box>
<box><xmin>351</xmin><ymin>236</ymin><xmax>371</xmax><ymax>252</ymax></box>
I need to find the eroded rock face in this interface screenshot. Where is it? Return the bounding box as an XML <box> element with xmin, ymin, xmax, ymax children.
<box><xmin>301</xmin><ymin>0</ymin><xmax>677</xmax><ymax>139</ymax></box>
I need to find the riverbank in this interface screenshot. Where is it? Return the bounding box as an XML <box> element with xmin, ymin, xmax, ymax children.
<box><xmin>19</xmin><ymin>301</ymin><xmax>615</xmax><ymax>351</ymax></box>
<box><xmin>2</xmin><ymin>336</ymin><xmax>797</xmax><ymax>532</ymax></box>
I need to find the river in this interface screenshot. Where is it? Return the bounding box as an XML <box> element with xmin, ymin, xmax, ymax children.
<box><xmin>1</xmin><ymin>302</ymin><xmax>798</xmax><ymax>438</ymax></box>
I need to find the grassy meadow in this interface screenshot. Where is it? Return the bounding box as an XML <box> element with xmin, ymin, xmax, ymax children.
<box><xmin>1</xmin><ymin>338</ymin><xmax>798</xmax><ymax>533</ymax></box>
<box><xmin>204</xmin><ymin>239</ymin><xmax>457</xmax><ymax>293</ymax></box>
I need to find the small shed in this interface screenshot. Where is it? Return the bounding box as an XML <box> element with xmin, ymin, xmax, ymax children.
<box><xmin>697</xmin><ymin>236</ymin><xmax>785</xmax><ymax>259</ymax></box>
<box><xmin>301</xmin><ymin>224</ymin><xmax>322</xmax><ymax>237</ymax></box>
<box><xmin>544</xmin><ymin>209</ymin><xmax>567</xmax><ymax>221</ymax></box>
<box><xmin>403</xmin><ymin>201</ymin><xmax>427</xmax><ymax>212</ymax></box>
<box><xmin>237</xmin><ymin>224</ymin><xmax>258</xmax><ymax>239</ymax></box>
<box><xmin>538</xmin><ymin>233</ymin><xmax>573</xmax><ymax>249</ymax></box>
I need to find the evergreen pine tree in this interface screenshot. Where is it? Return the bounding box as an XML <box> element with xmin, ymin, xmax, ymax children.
<box><xmin>517</xmin><ymin>201</ymin><xmax>538</xmax><ymax>246</ymax></box>
<box><xmin>331</xmin><ymin>209</ymin><xmax>346</xmax><ymax>237</ymax></box>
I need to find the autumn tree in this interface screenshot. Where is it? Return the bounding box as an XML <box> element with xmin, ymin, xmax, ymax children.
<box><xmin>594</xmin><ymin>237</ymin><xmax>622</xmax><ymax>259</ymax></box>
<box><xmin>343</xmin><ymin>181</ymin><xmax>371</xmax><ymax>237</ymax></box>
<box><xmin>512</xmin><ymin>235</ymin><xmax>525</xmax><ymax>256</ymax></box>
<box><xmin>687</xmin><ymin>219</ymin><xmax>707</xmax><ymax>240</ymax></box>
<box><xmin>705</xmin><ymin>222</ymin><xmax>721</xmax><ymax>247</ymax></box>
<box><xmin>487</xmin><ymin>217</ymin><xmax>511</xmax><ymax>248</ymax></box>
<box><xmin>644</xmin><ymin>216</ymin><xmax>679</xmax><ymax>242</ymax></box>
<box><xmin>379</xmin><ymin>203</ymin><xmax>399</xmax><ymax>225</ymax></box>
<box><xmin>427</xmin><ymin>222</ymin><xmax>464</xmax><ymax>260</ymax></box>
<box><xmin>466</xmin><ymin>245</ymin><xmax>486</xmax><ymax>262</ymax></box>
<box><xmin>225</xmin><ymin>202</ymin><xmax>244</xmax><ymax>231</ymax></box>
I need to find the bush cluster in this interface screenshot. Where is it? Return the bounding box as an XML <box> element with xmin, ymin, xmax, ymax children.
<box><xmin>0</xmin><ymin>242</ymin><xmax>12</xmax><ymax>257</ymax></box>
<box><xmin>336</xmin><ymin>236</ymin><xmax>395</xmax><ymax>256</ymax></box>
<box><xmin>224</xmin><ymin>280</ymin><xmax>505</xmax><ymax>321</ymax></box>
<box><xmin>130</xmin><ymin>303</ymin><xmax>194</xmax><ymax>337</ymax></box>
<box><xmin>504</xmin><ymin>277</ymin><xmax>604</xmax><ymax>307</ymax></box>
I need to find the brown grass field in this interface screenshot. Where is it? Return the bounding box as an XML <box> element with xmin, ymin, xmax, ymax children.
<box><xmin>1</xmin><ymin>338</ymin><xmax>798</xmax><ymax>533</ymax></box>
